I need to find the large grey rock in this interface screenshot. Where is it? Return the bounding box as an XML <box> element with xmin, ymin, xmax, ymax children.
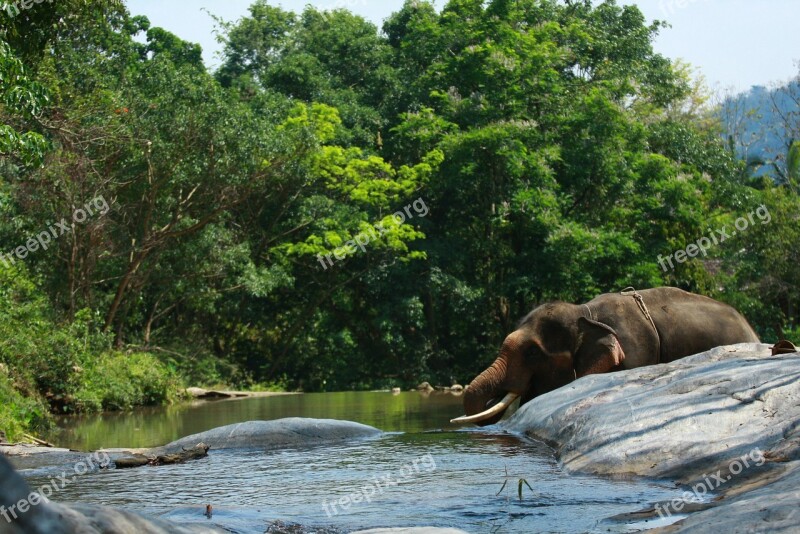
<box><xmin>503</xmin><ymin>343</ymin><xmax>800</xmax><ymax>532</ymax></box>
<box><xmin>655</xmin><ymin>461</ymin><xmax>800</xmax><ymax>533</ymax></box>
<box><xmin>504</xmin><ymin>343</ymin><xmax>800</xmax><ymax>479</ymax></box>
<box><xmin>152</xmin><ymin>417</ymin><xmax>381</xmax><ymax>454</ymax></box>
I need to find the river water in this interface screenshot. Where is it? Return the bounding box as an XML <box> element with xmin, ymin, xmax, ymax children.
<box><xmin>24</xmin><ymin>392</ymin><xmax>680</xmax><ymax>533</ymax></box>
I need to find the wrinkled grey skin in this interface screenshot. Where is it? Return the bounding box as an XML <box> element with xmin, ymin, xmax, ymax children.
<box><xmin>463</xmin><ymin>287</ymin><xmax>760</xmax><ymax>426</ymax></box>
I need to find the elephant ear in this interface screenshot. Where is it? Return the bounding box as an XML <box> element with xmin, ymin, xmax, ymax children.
<box><xmin>575</xmin><ymin>317</ymin><xmax>626</xmax><ymax>378</ymax></box>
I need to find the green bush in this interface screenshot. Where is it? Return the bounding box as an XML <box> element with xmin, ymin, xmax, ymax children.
<box><xmin>0</xmin><ymin>266</ymin><xmax>106</xmax><ymax>406</ymax></box>
<box><xmin>0</xmin><ymin>264</ymin><xmax>184</xmax><ymax>439</ymax></box>
<box><xmin>73</xmin><ymin>351</ymin><xmax>184</xmax><ymax>411</ymax></box>
<box><xmin>152</xmin><ymin>340</ymin><xmax>253</xmax><ymax>390</ymax></box>
<box><xmin>0</xmin><ymin>369</ymin><xmax>50</xmax><ymax>442</ymax></box>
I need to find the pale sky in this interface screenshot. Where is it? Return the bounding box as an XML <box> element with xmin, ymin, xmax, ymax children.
<box><xmin>125</xmin><ymin>0</ymin><xmax>800</xmax><ymax>93</ymax></box>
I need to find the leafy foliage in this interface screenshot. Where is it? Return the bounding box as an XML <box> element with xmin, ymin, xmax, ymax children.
<box><xmin>72</xmin><ymin>351</ymin><xmax>182</xmax><ymax>411</ymax></box>
<box><xmin>1</xmin><ymin>0</ymin><xmax>799</xmax><ymax>438</ymax></box>
<box><xmin>0</xmin><ymin>370</ymin><xmax>49</xmax><ymax>442</ymax></box>
<box><xmin>0</xmin><ymin>264</ymin><xmax>181</xmax><ymax>428</ymax></box>
<box><xmin>0</xmin><ymin>40</ymin><xmax>48</xmax><ymax>166</ymax></box>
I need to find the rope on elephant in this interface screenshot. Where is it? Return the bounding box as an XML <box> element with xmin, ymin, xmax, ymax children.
<box><xmin>620</xmin><ymin>287</ymin><xmax>662</xmax><ymax>363</ymax></box>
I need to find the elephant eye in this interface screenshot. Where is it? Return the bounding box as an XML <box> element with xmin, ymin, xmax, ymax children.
<box><xmin>550</xmin><ymin>352</ymin><xmax>573</xmax><ymax>369</ymax></box>
<box><xmin>523</xmin><ymin>343</ymin><xmax>543</xmax><ymax>362</ymax></box>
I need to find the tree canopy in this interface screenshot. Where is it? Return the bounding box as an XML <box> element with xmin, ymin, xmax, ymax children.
<box><xmin>1</xmin><ymin>0</ymin><xmax>798</xmax><ymax>437</ymax></box>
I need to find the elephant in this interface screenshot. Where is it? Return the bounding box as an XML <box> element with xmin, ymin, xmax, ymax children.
<box><xmin>451</xmin><ymin>287</ymin><xmax>760</xmax><ymax>426</ymax></box>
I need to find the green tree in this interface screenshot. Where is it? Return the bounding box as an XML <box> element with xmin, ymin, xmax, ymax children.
<box><xmin>216</xmin><ymin>1</ymin><xmax>397</xmax><ymax>148</ymax></box>
<box><xmin>1</xmin><ymin>0</ymin><xmax>782</xmax><ymax>411</ymax></box>
<box><xmin>0</xmin><ymin>40</ymin><xmax>48</xmax><ymax>166</ymax></box>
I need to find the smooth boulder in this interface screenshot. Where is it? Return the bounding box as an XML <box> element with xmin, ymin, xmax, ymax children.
<box><xmin>152</xmin><ymin>418</ymin><xmax>381</xmax><ymax>454</ymax></box>
<box><xmin>503</xmin><ymin>343</ymin><xmax>800</xmax><ymax>532</ymax></box>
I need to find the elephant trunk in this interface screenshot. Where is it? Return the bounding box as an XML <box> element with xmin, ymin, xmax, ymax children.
<box><xmin>452</xmin><ymin>330</ymin><xmax>528</xmax><ymax>426</ymax></box>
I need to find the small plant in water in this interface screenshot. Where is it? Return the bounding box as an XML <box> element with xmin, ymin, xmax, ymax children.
<box><xmin>496</xmin><ymin>465</ymin><xmax>535</xmax><ymax>501</ymax></box>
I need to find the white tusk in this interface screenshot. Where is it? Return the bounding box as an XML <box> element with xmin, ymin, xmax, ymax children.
<box><xmin>450</xmin><ymin>392</ymin><xmax>520</xmax><ymax>424</ymax></box>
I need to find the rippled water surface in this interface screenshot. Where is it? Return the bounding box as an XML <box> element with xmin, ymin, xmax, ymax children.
<box><xmin>25</xmin><ymin>392</ymin><xmax>680</xmax><ymax>533</ymax></box>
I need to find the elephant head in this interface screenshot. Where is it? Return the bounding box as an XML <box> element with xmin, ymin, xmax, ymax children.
<box><xmin>451</xmin><ymin>302</ymin><xmax>626</xmax><ymax>426</ymax></box>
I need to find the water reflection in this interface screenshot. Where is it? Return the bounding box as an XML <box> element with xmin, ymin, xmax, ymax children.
<box><xmin>46</xmin><ymin>391</ymin><xmax>467</xmax><ymax>450</ymax></box>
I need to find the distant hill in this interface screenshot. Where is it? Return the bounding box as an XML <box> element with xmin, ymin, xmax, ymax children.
<box><xmin>720</xmin><ymin>81</ymin><xmax>800</xmax><ymax>176</ymax></box>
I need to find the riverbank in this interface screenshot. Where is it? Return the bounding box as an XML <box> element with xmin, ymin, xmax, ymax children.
<box><xmin>4</xmin><ymin>344</ymin><xmax>797</xmax><ymax>532</ymax></box>
<box><xmin>504</xmin><ymin>342</ymin><xmax>800</xmax><ymax>532</ymax></box>
<box><xmin>185</xmin><ymin>387</ymin><xmax>301</xmax><ymax>399</ymax></box>
<box><xmin>0</xmin><ymin>264</ymin><xmax>299</xmax><ymax>444</ymax></box>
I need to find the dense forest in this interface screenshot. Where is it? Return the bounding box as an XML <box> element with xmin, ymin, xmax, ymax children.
<box><xmin>1</xmin><ymin>0</ymin><xmax>798</xmax><ymax>440</ymax></box>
